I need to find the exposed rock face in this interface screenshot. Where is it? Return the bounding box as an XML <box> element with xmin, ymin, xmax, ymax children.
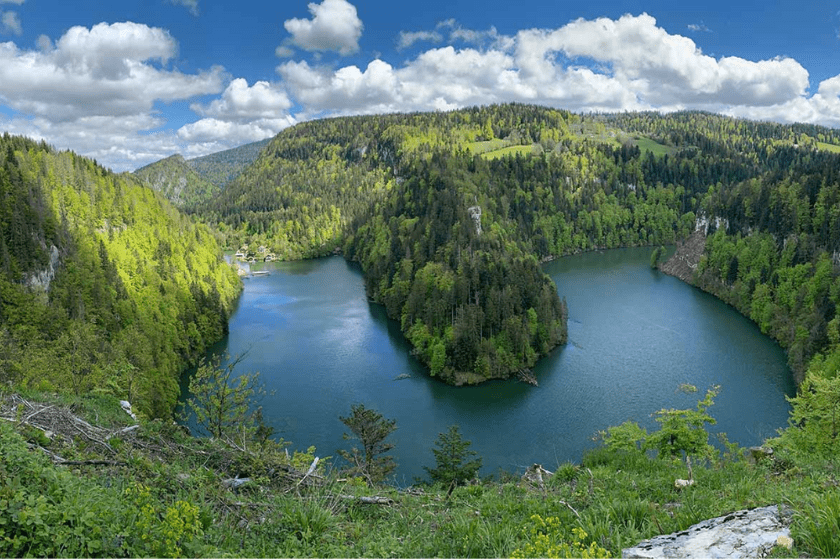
<box><xmin>659</xmin><ymin>230</ymin><xmax>706</xmax><ymax>284</ymax></box>
<box><xmin>24</xmin><ymin>244</ymin><xmax>60</xmax><ymax>292</ymax></box>
<box><xmin>622</xmin><ymin>505</ymin><xmax>792</xmax><ymax>559</ymax></box>
<box><xmin>467</xmin><ymin>205</ymin><xmax>482</xmax><ymax>236</ymax></box>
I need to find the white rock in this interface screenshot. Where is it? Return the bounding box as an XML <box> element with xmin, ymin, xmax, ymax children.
<box><xmin>622</xmin><ymin>505</ymin><xmax>792</xmax><ymax>559</ymax></box>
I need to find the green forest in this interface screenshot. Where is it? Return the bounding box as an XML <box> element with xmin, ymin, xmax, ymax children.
<box><xmin>3</xmin><ymin>104</ymin><xmax>840</xmax><ymax>557</ymax></box>
<box><xmin>188</xmin><ymin>104</ymin><xmax>840</xmax><ymax>387</ymax></box>
<box><xmin>0</xmin><ymin>133</ymin><xmax>241</xmax><ymax>418</ymax></box>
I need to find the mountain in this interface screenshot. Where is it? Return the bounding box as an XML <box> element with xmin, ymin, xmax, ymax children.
<box><xmin>132</xmin><ymin>138</ymin><xmax>271</xmax><ymax>209</ymax></box>
<box><xmin>132</xmin><ymin>154</ymin><xmax>220</xmax><ymax>209</ymax></box>
<box><xmin>186</xmin><ymin>137</ymin><xmax>271</xmax><ymax>188</ymax></box>
<box><xmin>0</xmin><ymin>133</ymin><xmax>241</xmax><ymax>418</ymax></box>
<box><xmin>194</xmin><ymin>104</ymin><xmax>840</xmax><ymax>387</ymax></box>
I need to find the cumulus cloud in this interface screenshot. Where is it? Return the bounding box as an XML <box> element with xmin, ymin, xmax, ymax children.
<box><xmin>192</xmin><ymin>78</ymin><xmax>293</xmax><ymax>119</ymax></box>
<box><xmin>0</xmin><ymin>21</ymin><xmax>227</xmax><ymax>170</ymax></box>
<box><xmin>514</xmin><ymin>14</ymin><xmax>809</xmax><ymax>107</ymax></box>
<box><xmin>283</xmin><ymin>0</ymin><xmax>363</xmax><ymax>55</ymax></box>
<box><xmin>280</xmin><ymin>13</ymin><xmax>816</xmax><ymax>122</ymax></box>
<box><xmin>181</xmin><ymin>78</ymin><xmax>296</xmax><ymax>146</ymax></box>
<box><xmin>178</xmin><ymin>116</ymin><xmax>295</xmax><ymax>144</ymax></box>
<box><xmin>1</xmin><ymin>10</ymin><xmax>21</xmax><ymax>35</ymax></box>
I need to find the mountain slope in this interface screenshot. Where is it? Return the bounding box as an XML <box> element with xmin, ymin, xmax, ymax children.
<box><xmin>186</xmin><ymin>138</ymin><xmax>271</xmax><ymax>188</ymax></box>
<box><xmin>132</xmin><ymin>154</ymin><xmax>220</xmax><ymax>209</ymax></box>
<box><xmin>0</xmin><ymin>134</ymin><xmax>241</xmax><ymax>417</ymax></box>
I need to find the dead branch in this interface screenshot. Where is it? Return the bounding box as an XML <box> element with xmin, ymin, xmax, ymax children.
<box><xmin>559</xmin><ymin>499</ymin><xmax>581</xmax><ymax>519</ymax></box>
<box><xmin>57</xmin><ymin>460</ymin><xmax>128</xmax><ymax>467</ymax></box>
<box><xmin>337</xmin><ymin>494</ymin><xmax>395</xmax><ymax>505</ymax></box>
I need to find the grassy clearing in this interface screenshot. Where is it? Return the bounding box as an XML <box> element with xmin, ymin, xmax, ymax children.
<box><xmin>633</xmin><ymin>136</ymin><xmax>676</xmax><ymax>157</ymax></box>
<box><xmin>480</xmin><ymin>145</ymin><xmax>534</xmax><ymax>160</ymax></box>
<box><xmin>466</xmin><ymin>138</ymin><xmax>509</xmax><ymax>154</ymax></box>
<box><xmin>816</xmin><ymin>141</ymin><xmax>840</xmax><ymax>153</ymax></box>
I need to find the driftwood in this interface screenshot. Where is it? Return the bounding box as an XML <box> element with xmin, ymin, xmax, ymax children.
<box><xmin>222</xmin><ymin>477</ymin><xmax>252</xmax><ymax>489</ymax></box>
<box><xmin>296</xmin><ymin>457</ymin><xmax>320</xmax><ymax>487</ymax></box>
<box><xmin>517</xmin><ymin>369</ymin><xmax>539</xmax><ymax>386</ymax></box>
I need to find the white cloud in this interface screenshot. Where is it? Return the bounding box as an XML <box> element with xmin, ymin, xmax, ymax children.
<box><xmin>0</xmin><ymin>0</ymin><xmax>25</xmax><ymax>4</ymax></box>
<box><xmin>192</xmin><ymin>78</ymin><xmax>293</xmax><ymax>119</ymax></box>
<box><xmin>399</xmin><ymin>20</ymin><xmax>514</xmax><ymax>52</ymax></box>
<box><xmin>180</xmin><ymin>78</ymin><xmax>296</xmax><ymax>146</ymax></box>
<box><xmin>177</xmin><ymin>116</ymin><xmax>295</xmax><ymax>144</ymax></box>
<box><xmin>275</xmin><ymin>44</ymin><xmax>295</xmax><ymax>58</ymax></box>
<box><xmin>396</xmin><ymin>30</ymin><xmax>442</xmax><ymax>51</ymax></box>
<box><xmin>0</xmin><ymin>21</ymin><xmax>227</xmax><ymax>170</ymax></box>
<box><xmin>283</xmin><ymin>0</ymin><xmax>363</xmax><ymax>55</ymax></box>
<box><xmin>518</xmin><ymin>14</ymin><xmax>809</xmax><ymax>107</ymax></box>
<box><xmin>1</xmin><ymin>10</ymin><xmax>21</xmax><ymax>35</ymax></box>
<box><xmin>687</xmin><ymin>23</ymin><xmax>711</xmax><ymax>33</ymax></box>
<box><xmin>279</xmin><ymin>59</ymin><xmax>402</xmax><ymax>115</ymax></box>
<box><xmin>0</xmin><ymin>23</ymin><xmax>225</xmax><ymax>122</ymax></box>
<box><xmin>168</xmin><ymin>0</ymin><xmax>199</xmax><ymax>16</ymax></box>
<box><xmin>280</xmin><ymin>12</ymin><xmax>814</xmax><ymax>122</ymax></box>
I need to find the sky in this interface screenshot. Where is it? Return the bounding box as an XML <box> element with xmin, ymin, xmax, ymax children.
<box><xmin>2</xmin><ymin>0</ymin><xmax>840</xmax><ymax>171</ymax></box>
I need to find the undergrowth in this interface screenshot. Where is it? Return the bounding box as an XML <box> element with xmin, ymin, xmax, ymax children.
<box><xmin>0</xmin><ymin>389</ymin><xmax>834</xmax><ymax>558</ymax></box>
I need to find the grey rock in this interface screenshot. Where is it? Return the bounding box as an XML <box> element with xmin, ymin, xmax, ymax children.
<box><xmin>622</xmin><ymin>505</ymin><xmax>792</xmax><ymax>559</ymax></box>
<box><xmin>748</xmin><ymin>446</ymin><xmax>774</xmax><ymax>463</ymax></box>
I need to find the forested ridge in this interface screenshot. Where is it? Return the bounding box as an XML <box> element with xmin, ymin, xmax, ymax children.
<box><xmin>191</xmin><ymin>104</ymin><xmax>840</xmax><ymax>386</ymax></box>
<box><xmin>132</xmin><ymin>154</ymin><xmax>220</xmax><ymax>210</ymax></box>
<box><xmin>0</xmin><ymin>133</ymin><xmax>241</xmax><ymax>418</ymax></box>
<box><xmin>132</xmin><ymin>139</ymin><xmax>271</xmax><ymax>210</ymax></box>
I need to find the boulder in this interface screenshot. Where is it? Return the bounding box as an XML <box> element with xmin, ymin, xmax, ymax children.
<box><xmin>622</xmin><ymin>505</ymin><xmax>792</xmax><ymax>559</ymax></box>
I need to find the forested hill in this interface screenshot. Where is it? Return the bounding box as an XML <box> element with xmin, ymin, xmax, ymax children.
<box><xmin>186</xmin><ymin>138</ymin><xmax>271</xmax><ymax>188</ymax></box>
<box><xmin>132</xmin><ymin>154</ymin><xmax>219</xmax><ymax>209</ymax></box>
<box><xmin>132</xmin><ymin>138</ymin><xmax>271</xmax><ymax>209</ymax></box>
<box><xmin>0</xmin><ymin>134</ymin><xmax>241</xmax><ymax>418</ymax></box>
<box><xmin>194</xmin><ymin>104</ymin><xmax>840</xmax><ymax>386</ymax></box>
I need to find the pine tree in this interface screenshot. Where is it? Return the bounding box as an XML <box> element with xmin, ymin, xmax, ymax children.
<box><xmin>424</xmin><ymin>425</ymin><xmax>483</xmax><ymax>487</ymax></box>
<box><xmin>338</xmin><ymin>404</ymin><xmax>397</xmax><ymax>483</ymax></box>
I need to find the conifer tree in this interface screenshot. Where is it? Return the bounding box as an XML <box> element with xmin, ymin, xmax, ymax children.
<box><xmin>338</xmin><ymin>404</ymin><xmax>397</xmax><ymax>483</ymax></box>
<box><xmin>424</xmin><ymin>424</ymin><xmax>483</xmax><ymax>487</ymax></box>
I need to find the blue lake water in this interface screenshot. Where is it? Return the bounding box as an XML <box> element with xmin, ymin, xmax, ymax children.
<box><xmin>187</xmin><ymin>248</ymin><xmax>794</xmax><ymax>484</ymax></box>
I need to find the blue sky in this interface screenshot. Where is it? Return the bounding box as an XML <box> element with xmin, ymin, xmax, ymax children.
<box><xmin>2</xmin><ymin>0</ymin><xmax>840</xmax><ymax>171</ymax></box>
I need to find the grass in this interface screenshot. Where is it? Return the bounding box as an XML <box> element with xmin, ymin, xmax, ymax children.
<box><xmin>632</xmin><ymin>136</ymin><xmax>676</xmax><ymax>157</ymax></box>
<box><xmin>1</xmin><ymin>389</ymin><xmax>839</xmax><ymax>558</ymax></box>
<box><xmin>480</xmin><ymin>145</ymin><xmax>534</xmax><ymax>160</ymax></box>
<box><xmin>466</xmin><ymin>138</ymin><xmax>509</xmax><ymax>154</ymax></box>
<box><xmin>816</xmin><ymin>141</ymin><xmax>840</xmax><ymax>153</ymax></box>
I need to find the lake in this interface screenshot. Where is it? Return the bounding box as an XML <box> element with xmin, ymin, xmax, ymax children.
<box><xmin>186</xmin><ymin>248</ymin><xmax>794</xmax><ymax>484</ymax></box>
